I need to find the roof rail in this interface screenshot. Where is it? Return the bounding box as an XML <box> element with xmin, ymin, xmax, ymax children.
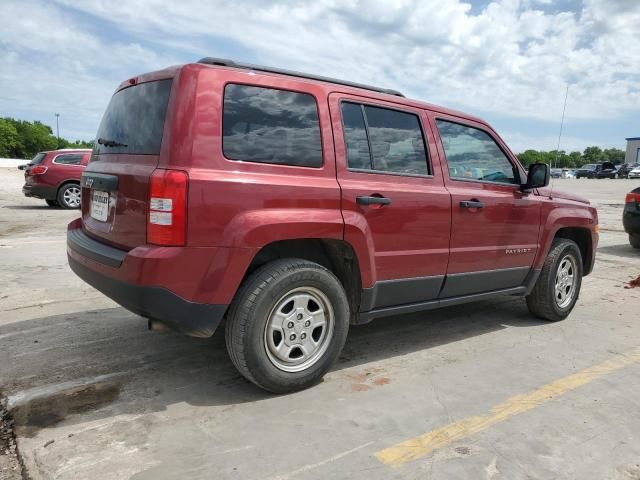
<box><xmin>197</xmin><ymin>57</ymin><xmax>405</xmax><ymax>97</ymax></box>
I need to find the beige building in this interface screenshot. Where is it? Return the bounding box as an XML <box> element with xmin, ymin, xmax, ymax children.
<box><xmin>625</xmin><ymin>137</ymin><xmax>640</xmax><ymax>164</ymax></box>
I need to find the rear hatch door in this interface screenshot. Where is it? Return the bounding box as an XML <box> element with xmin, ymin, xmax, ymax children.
<box><xmin>81</xmin><ymin>78</ymin><xmax>173</xmax><ymax>250</ymax></box>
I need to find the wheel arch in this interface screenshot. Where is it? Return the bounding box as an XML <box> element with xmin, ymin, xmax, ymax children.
<box><xmin>553</xmin><ymin>227</ymin><xmax>594</xmax><ymax>275</ymax></box>
<box><xmin>241</xmin><ymin>238</ymin><xmax>363</xmax><ymax>324</ymax></box>
<box><xmin>57</xmin><ymin>179</ymin><xmax>81</xmax><ymax>194</ymax></box>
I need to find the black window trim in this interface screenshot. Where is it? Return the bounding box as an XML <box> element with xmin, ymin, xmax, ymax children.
<box><xmin>220</xmin><ymin>81</ymin><xmax>325</xmax><ymax>169</ymax></box>
<box><xmin>339</xmin><ymin>98</ymin><xmax>433</xmax><ymax>179</ymax></box>
<box><xmin>434</xmin><ymin>116</ymin><xmax>522</xmax><ymax>187</ymax></box>
<box><xmin>52</xmin><ymin>153</ymin><xmax>86</xmax><ymax>167</ymax></box>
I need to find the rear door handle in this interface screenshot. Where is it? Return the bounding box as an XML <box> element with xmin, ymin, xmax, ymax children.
<box><xmin>357</xmin><ymin>196</ymin><xmax>392</xmax><ymax>206</ymax></box>
<box><xmin>460</xmin><ymin>200</ymin><xmax>484</xmax><ymax>209</ymax></box>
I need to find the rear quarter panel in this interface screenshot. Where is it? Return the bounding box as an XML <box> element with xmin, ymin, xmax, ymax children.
<box><xmin>40</xmin><ymin>151</ymin><xmax>89</xmax><ymax>189</ymax></box>
<box><xmin>172</xmin><ymin>66</ymin><xmax>343</xmax><ymax>249</ymax></box>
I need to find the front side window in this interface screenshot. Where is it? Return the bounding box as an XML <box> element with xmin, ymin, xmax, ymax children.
<box><xmin>223</xmin><ymin>84</ymin><xmax>322</xmax><ymax>168</ymax></box>
<box><xmin>436</xmin><ymin>120</ymin><xmax>518</xmax><ymax>184</ymax></box>
<box><xmin>341</xmin><ymin>102</ymin><xmax>429</xmax><ymax>175</ymax></box>
<box><xmin>53</xmin><ymin>154</ymin><xmax>83</xmax><ymax>165</ymax></box>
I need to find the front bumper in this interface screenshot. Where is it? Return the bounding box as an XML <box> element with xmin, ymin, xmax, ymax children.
<box><xmin>67</xmin><ymin>221</ymin><xmax>234</xmax><ymax>337</ymax></box>
<box><xmin>623</xmin><ymin>202</ymin><xmax>640</xmax><ymax>235</ymax></box>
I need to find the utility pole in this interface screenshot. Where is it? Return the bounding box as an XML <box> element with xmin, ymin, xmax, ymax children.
<box><xmin>55</xmin><ymin>113</ymin><xmax>60</xmax><ymax>147</ymax></box>
<box><xmin>554</xmin><ymin>85</ymin><xmax>569</xmax><ymax>169</ymax></box>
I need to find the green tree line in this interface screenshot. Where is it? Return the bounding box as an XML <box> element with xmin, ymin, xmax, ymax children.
<box><xmin>0</xmin><ymin>117</ymin><xmax>94</xmax><ymax>159</ymax></box>
<box><xmin>517</xmin><ymin>146</ymin><xmax>625</xmax><ymax>169</ymax></box>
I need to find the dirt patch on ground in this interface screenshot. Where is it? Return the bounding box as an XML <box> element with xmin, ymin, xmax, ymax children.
<box><xmin>0</xmin><ymin>396</ymin><xmax>23</xmax><ymax>480</ymax></box>
<box><xmin>624</xmin><ymin>275</ymin><xmax>640</xmax><ymax>289</ymax></box>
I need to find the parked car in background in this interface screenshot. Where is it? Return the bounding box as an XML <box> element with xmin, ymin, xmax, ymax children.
<box><xmin>575</xmin><ymin>162</ymin><xmax>617</xmax><ymax>179</ymax></box>
<box><xmin>561</xmin><ymin>169</ymin><xmax>575</xmax><ymax>179</ymax></box>
<box><xmin>67</xmin><ymin>58</ymin><xmax>598</xmax><ymax>393</ymax></box>
<box><xmin>628</xmin><ymin>166</ymin><xmax>640</xmax><ymax>179</ymax></box>
<box><xmin>550</xmin><ymin>168</ymin><xmax>562</xmax><ymax>179</ymax></box>
<box><xmin>575</xmin><ymin>164</ymin><xmax>597</xmax><ymax>179</ymax></box>
<box><xmin>617</xmin><ymin>163</ymin><xmax>640</xmax><ymax>179</ymax></box>
<box><xmin>21</xmin><ymin>148</ymin><xmax>92</xmax><ymax>208</ymax></box>
<box><xmin>623</xmin><ymin>187</ymin><xmax>640</xmax><ymax>248</ymax></box>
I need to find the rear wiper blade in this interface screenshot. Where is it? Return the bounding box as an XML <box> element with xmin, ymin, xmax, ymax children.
<box><xmin>97</xmin><ymin>137</ymin><xmax>128</xmax><ymax>147</ymax></box>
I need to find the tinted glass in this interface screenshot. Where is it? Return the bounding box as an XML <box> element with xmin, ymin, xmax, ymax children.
<box><xmin>341</xmin><ymin>103</ymin><xmax>371</xmax><ymax>169</ymax></box>
<box><xmin>223</xmin><ymin>84</ymin><xmax>322</xmax><ymax>167</ymax></box>
<box><xmin>30</xmin><ymin>152</ymin><xmax>46</xmax><ymax>165</ymax></box>
<box><xmin>94</xmin><ymin>79</ymin><xmax>172</xmax><ymax>155</ymax></box>
<box><xmin>54</xmin><ymin>154</ymin><xmax>83</xmax><ymax>165</ymax></box>
<box><xmin>436</xmin><ymin>120</ymin><xmax>517</xmax><ymax>184</ymax></box>
<box><xmin>364</xmin><ymin>105</ymin><xmax>428</xmax><ymax>175</ymax></box>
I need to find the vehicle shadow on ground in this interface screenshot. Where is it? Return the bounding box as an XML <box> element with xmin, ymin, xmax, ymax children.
<box><xmin>3</xmin><ymin>205</ymin><xmax>55</xmax><ymax>210</ymax></box>
<box><xmin>598</xmin><ymin>243</ymin><xmax>640</xmax><ymax>259</ymax></box>
<box><xmin>1</xmin><ymin>297</ymin><xmax>545</xmax><ymax>432</ymax></box>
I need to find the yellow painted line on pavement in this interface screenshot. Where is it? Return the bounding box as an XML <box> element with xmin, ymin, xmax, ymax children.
<box><xmin>376</xmin><ymin>347</ymin><xmax>640</xmax><ymax>467</ymax></box>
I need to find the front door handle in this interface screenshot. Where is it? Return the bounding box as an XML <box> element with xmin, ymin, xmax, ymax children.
<box><xmin>460</xmin><ymin>200</ymin><xmax>484</xmax><ymax>209</ymax></box>
<box><xmin>357</xmin><ymin>196</ymin><xmax>392</xmax><ymax>206</ymax></box>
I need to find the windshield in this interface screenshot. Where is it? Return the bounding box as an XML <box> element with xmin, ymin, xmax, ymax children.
<box><xmin>582</xmin><ymin>164</ymin><xmax>597</xmax><ymax>170</ymax></box>
<box><xmin>94</xmin><ymin>79</ymin><xmax>172</xmax><ymax>155</ymax></box>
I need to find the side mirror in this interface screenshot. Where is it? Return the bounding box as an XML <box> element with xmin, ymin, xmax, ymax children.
<box><xmin>18</xmin><ymin>164</ymin><xmax>28</xmax><ymax>171</ymax></box>
<box><xmin>523</xmin><ymin>163</ymin><xmax>549</xmax><ymax>190</ymax></box>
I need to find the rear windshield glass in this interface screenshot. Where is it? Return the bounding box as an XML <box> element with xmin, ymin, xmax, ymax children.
<box><xmin>30</xmin><ymin>153</ymin><xmax>46</xmax><ymax>165</ymax></box>
<box><xmin>94</xmin><ymin>79</ymin><xmax>172</xmax><ymax>155</ymax></box>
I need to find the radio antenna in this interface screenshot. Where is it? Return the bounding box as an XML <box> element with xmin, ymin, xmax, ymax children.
<box><xmin>554</xmin><ymin>84</ymin><xmax>569</xmax><ymax>169</ymax></box>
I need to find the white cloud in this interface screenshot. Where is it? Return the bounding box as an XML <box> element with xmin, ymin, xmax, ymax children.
<box><xmin>0</xmin><ymin>0</ymin><xmax>638</xmax><ymax>147</ymax></box>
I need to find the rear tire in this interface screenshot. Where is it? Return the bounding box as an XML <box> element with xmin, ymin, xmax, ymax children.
<box><xmin>45</xmin><ymin>200</ymin><xmax>58</xmax><ymax>207</ymax></box>
<box><xmin>57</xmin><ymin>183</ymin><xmax>81</xmax><ymax>209</ymax></box>
<box><xmin>225</xmin><ymin>258</ymin><xmax>349</xmax><ymax>393</ymax></box>
<box><xmin>630</xmin><ymin>234</ymin><xmax>640</xmax><ymax>249</ymax></box>
<box><xmin>526</xmin><ymin>238</ymin><xmax>583</xmax><ymax>321</ymax></box>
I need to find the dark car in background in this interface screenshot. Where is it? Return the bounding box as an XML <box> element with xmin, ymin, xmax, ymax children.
<box><xmin>624</xmin><ymin>187</ymin><xmax>640</xmax><ymax>248</ymax></box>
<box><xmin>575</xmin><ymin>162</ymin><xmax>617</xmax><ymax>179</ymax></box>
<box><xmin>21</xmin><ymin>148</ymin><xmax>92</xmax><ymax>208</ymax></box>
<box><xmin>618</xmin><ymin>163</ymin><xmax>640</xmax><ymax>179</ymax></box>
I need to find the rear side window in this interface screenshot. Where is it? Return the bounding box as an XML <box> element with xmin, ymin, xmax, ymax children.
<box><xmin>94</xmin><ymin>79</ymin><xmax>172</xmax><ymax>155</ymax></box>
<box><xmin>341</xmin><ymin>102</ymin><xmax>429</xmax><ymax>175</ymax></box>
<box><xmin>53</xmin><ymin>154</ymin><xmax>83</xmax><ymax>165</ymax></box>
<box><xmin>436</xmin><ymin>120</ymin><xmax>517</xmax><ymax>184</ymax></box>
<box><xmin>222</xmin><ymin>84</ymin><xmax>322</xmax><ymax>168</ymax></box>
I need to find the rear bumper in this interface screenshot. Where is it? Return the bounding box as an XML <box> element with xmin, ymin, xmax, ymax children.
<box><xmin>66</xmin><ymin>219</ymin><xmax>256</xmax><ymax>337</ymax></box>
<box><xmin>68</xmin><ymin>255</ymin><xmax>227</xmax><ymax>337</ymax></box>
<box><xmin>22</xmin><ymin>183</ymin><xmax>56</xmax><ymax>200</ymax></box>
<box><xmin>623</xmin><ymin>203</ymin><xmax>640</xmax><ymax>235</ymax></box>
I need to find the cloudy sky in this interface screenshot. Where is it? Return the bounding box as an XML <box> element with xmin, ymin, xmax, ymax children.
<box><xmin>1</xmin><ymin>0</ymin><xmax>638</xmax><ymax>153</ymax></box>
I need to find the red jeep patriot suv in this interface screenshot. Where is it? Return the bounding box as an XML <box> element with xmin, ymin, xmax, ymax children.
<box><xmin>22</xmin><ymin>148</ymin><xmax>92</xmax><ymax>208</ymax></box>
<box><xmin>67</xmin><ymin>58</ymin><xmax>598</xmax><ymax>393</ymax></box>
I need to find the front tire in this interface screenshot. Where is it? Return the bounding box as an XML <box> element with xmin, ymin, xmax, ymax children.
<box><xmin>57</xmin><ymin>183</ymin><xmax>81</xmax><ymax>209</ymax></box>
<box><xmin>225</xmin><ymin>258</ymin><xmax>349</xmax><ymax>393</ymax></box>
<box><xmin>526</xmin><ymin>239</ymin><xmax>583</xmax><ymax>321</ymax></box>
<box><xmin>630</xmin><ymin>234</ymin><xmax>640</xmax><ymax>249</ymax></box>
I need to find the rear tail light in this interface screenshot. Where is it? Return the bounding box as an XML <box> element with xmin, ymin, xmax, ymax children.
<box><xmin>625</xmin><ymin>192</ymin><xmax>640</xmax><ymax>204</ymax></box>
<box><xmin>147</xmin><ymin>169</ymin><xmax>188</xmax><ymax>246</ymax></box>
<box><xmin>29</xmin><ymin>165</ymin><xmax>48</xmax><ymax>175</ymax></box>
